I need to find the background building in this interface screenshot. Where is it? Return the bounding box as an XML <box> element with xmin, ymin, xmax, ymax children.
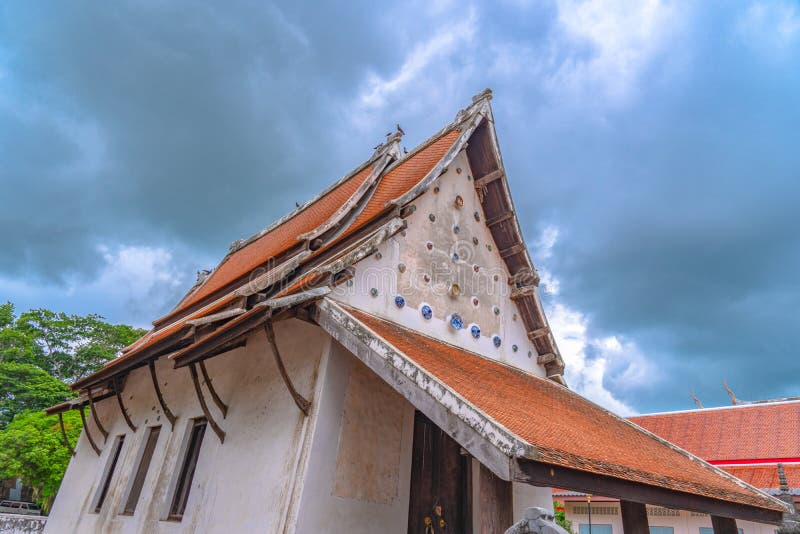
<box><xmin>557</xmin><ymin>399</ymin><xmax>800</xmax><ymax>534</ymax></box>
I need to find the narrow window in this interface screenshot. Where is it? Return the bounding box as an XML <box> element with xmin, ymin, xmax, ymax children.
<box><xmin>168</xmin><ymin>419</ymin><xmax>207</xmax><ymax>520</ymax></box>
<box><xmin>122</xmin><ymin>426</ymin><xmax>161</xmax><ymax>515</ymax></box>
<box><xmin>94</xmin><ymin>435</ymin><xmax>125</xmax><ymax>513</ymax></box>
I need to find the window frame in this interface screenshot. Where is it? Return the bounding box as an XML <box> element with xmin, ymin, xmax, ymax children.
<box><xmin>120</xmin><ymin>425</ymin><xmax>162</xmax><ymax>516</ymax></box>
<box><xmin>91</xmin><ymin>434</ymin><xmax>126</xmax><ymax>513</ymax></box>
<box><xmin>165</xmin><ymin>418</ymin><xmax>207</xmax><ymax>521</ymax></box>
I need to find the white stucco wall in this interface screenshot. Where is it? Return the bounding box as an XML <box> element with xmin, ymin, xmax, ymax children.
<box><xmin>45</xmin><ymin>319</ymin><xmax>327</xmax><ymax>534</ymax></box>
<box><xmin>331</xmin><ymin>149</ymin><xmax>547</xmax><ymax>378</ymax></box>
<box><xmin>292</xmin><ymin>341</ymin><xmax>415</xmax><ymax>533</ymax></box>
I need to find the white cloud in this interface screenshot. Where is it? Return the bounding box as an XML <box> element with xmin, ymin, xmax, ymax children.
<box><xmin>736</xmin><ymin>1</ymin><xmax>800</xmax><ymax>55</ymax></box>
<box><xmin>533</xmin><ymin>226</ymin><xmax>654</xmax><ymax>415</ymax></box>
<box><xmin>2</xmin><ymin>244</ymin><xmax>188</xmax><ymax>328</ymax></box>
<box><xmin>550</xmin><ymin>0</ymin><xmax>682</xmax><ymax>103</ymax></box>
<box><xmin>350</xmin><ymin>8</ymin><xmax>477</xmax><ymax>129</ymax></box>
<box><xmin>86</xmin><ymin>245</ymin><xmax>185</xmax><ymax>314</ymax></box>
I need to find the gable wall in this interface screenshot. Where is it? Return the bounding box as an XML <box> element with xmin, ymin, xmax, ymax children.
<box><xmin>45</xmin><ymin>319</ymin><xmax>328</xmax><ymax>534</ymax></box>
<box><xmin>330</xmin><ymin>149</ymin><xmax>546</xmax><ymax>377</ymax></box>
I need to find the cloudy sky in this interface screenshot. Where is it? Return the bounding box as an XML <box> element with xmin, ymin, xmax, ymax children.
<box><xmin>1</xmin><ymin>0</ymin><xmax>798</xmax><ymax>414</ymax></box>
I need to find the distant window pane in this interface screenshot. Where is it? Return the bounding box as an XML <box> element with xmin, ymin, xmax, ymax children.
<box><xmin>580</xmin><ymin>524</ymin><xmax>613</xmax><ymax>534</ymax></box>
<box><xmin>650</xmin><ymin>527</ymin><xmax>674</xmax><ymax>534</ymax></box>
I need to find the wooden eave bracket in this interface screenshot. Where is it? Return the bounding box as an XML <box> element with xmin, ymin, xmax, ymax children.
<box><xmin>263</xmin><ymin>320</ymin><xmax>311</xmax><ymax>416</ymax></box>
<box><xmin>148</xmin><ymin>360</ymin><xmax>177</xmax><ymax>429</ymax></box>
<box><xmin>199</xmin><ymin>360</ymin><xmax>228</xmax><ymax>418</ymax></box>
<box><xmin>189</xmin><ymin>363</ymin><xmax>225</xmax><ymax>443</ymax></box>
<box><xmin>58</xmin><ymin>412</ymin><xmax>76</xmax><ymax>457</ymax></box>
<box><xmin>86</xmin><ymin>385</ymin><xmax>109</xmax><ymax>442</ymax></box>
<box><xmin>113</xmin><ymin>377</ymin><xmax>137</xmax><ymax>432</ymax></box>
<box><xmin>78</xmin><ymin>405</ymin><xmax>101</xmax><ymax>456</ymax></box>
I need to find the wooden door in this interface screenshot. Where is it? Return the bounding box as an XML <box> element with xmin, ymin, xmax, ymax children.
<box><xmin>407</xmin><ymin>411</ymin><xmax>471</xmax><ymax>534</ymax></box>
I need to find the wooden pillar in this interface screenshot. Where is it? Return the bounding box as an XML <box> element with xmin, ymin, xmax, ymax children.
<box><xmin>711</xmin><ymin>515</ymin><xmax>739</xmax><ymax>534</ymax></box>
<box><xmin>620</xmin><ymin>501</ymin><xmax>649</xmax><ymax>534</ymax></box>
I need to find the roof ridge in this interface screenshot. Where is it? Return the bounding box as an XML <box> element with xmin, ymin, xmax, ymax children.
<box><xmin>632</xmin><ymin>398</ymin><xmax>800</xmax><ymax>418</ymax></box>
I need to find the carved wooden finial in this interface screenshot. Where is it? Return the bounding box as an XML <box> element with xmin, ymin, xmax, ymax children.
<box><xmin>691</xmin><ymin>389</ymin><xmax>704</xmax><ymax>409</ymax></box>
<box><xmin>723</xmin><ymin>380</ymin><xmax>738</xmax><ymax>405</ymax></box>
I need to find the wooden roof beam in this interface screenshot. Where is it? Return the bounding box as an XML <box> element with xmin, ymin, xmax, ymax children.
<box><xmin>512</xmin><ymin>459</ymin><xmax>785</xmax><ymax>525</ymax></box>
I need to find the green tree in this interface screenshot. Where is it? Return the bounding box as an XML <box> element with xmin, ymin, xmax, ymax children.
<box><xmin>14</xmin><ymin>308</ymin><xmax>145</xmax><ymax>382</ymax></box>
<box><xmin>0</xmin><ymin>410</ymin><xmax>82</xmax><ymax>512</ymax></box>
<box><xmin>0</xmin><ymin>362</ymin><xmax>72</xmax><ymax>428</ymax></box>
<box><xmin>0</xmin><ymin>302</ymin><xmax>14</xmax><ymax>329</ymax></box>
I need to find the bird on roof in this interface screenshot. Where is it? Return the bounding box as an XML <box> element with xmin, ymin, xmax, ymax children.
<box><xmin>295</xmin><ymin>201</ymin><xmax>300</xmax><ymax>208</ymax></box>
<box><xmin>403</xmin><ymin>147</ymin><xmax>409</xmax><ymax>155</ymax></box>
<box><xmin>396</xmin><ymin>123</ymin><xmax>405</xmax><ymax>136</ymax></box>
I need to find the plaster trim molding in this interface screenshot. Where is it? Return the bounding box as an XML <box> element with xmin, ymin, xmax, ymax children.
<box><xmin>314</xmin><ymin>297</ymin><xmax>540</xmax><ymax>481</ymax></box>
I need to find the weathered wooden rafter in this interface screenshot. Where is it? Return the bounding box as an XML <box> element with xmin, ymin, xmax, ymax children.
<box><xmin>87</xmin><ymin>385</ymin><xmax>109</xmax><ymax>442</ymax></box>
<box><xmin>58</xmin><ymin>413</ymin><xmax>76</xmax><ymax>457</ymax></box>
<box><xmin>186</xmin><ymin>307</ymin><xmax>246</xmax><ymax>327</ymax></box>
<box><xmin>199</xmin><ymin>360</ymin><xmax>228</xmax><ymax>419</ymax></box>
<box><xmin>314</xmin><ymin>218</ymin><xmax>406</xmax><ymax>276</ymax></box>
<box><xmin>113</xmin><ymin>377</ymin><xmax>137</xmax><ymax>432</ymax></box>
<box><xmin>473</xmin><ymin>169</ymin><xmax>505</xmax><ymax>188</ymax></box>
<box><xmin>536</xmin><ymin>353</ymin><xmax>557</xmax><ymax>365</ymax></box>
<box><xmin>526</xmin><ymin>326</ymin><xmax>550</xmax><ymax>341</ymax></box>
<box><xmin>148</xmin><ymin>360</ymin><xmax>177</xmax><ymax>428</ymax></box>
<box><xmin>263</xmin><ymin>321</ymin><xmax>311</xmax><ymax>416</ymax></box>
<box><xmin>78</xmin><ymin>406</ymin><xmax>101</xmax><ymax>456</ymax></box>
<box><xmin>485</xmin><ymin>211</ymin><xmax>515</xmax><ymax>227</ymax></box>
<box><xmin>189</xmin><ymin>363</ymin><xmax>225</xmax><ymax>443</ymax></box>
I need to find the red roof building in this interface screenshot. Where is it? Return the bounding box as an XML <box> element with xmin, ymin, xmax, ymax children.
<box><xmin>557</xmin><ymin>401</ymin><xmax>800</xmax><ymax>534</ymax></box>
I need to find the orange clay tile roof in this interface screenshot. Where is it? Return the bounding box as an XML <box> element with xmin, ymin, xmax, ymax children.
<box><xmin>73</xmin><ymin>127</ymin><xmax>462</xmax><ymax>390</ymax></box>
<box><xmin>164</xmin><ymin>128</ymin><xmax>460</xmax><ymax>319</ymax></box>
<box><xmin>344</xmin><ymin>307</ymin><xmax>782</xmax><ymax>511</ymax></box>
<box><xmin>629</xmin><ymin>402</ymin><xmax>800</xmax><ymax>463</ymax></box>
<box><xmin>178</xmin><ymin>165</ymin><xmax>374</xmax><ymax>310</ymax></box>
<box><xmin>722</xmin><ymin>465</ymin><xmax>800</xmax><ymax>491</ymax></box>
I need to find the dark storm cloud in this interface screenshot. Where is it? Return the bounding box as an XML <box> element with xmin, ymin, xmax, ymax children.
<box><xmin>1</xmin><ymin>0</ymin><xmax>798</xmax><ymax>411</ymax></box>
<box><xmin>0</xmin><ymin>1</ymin><xmax>404</xmax><ymax>283</ymax></box>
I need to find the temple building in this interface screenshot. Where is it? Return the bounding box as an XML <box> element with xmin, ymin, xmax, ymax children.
<box><xmin>556</xmin><ymin>399</ymin><xmax>800</xmax><ymax>534</ymax></box>
<box><xmin>43</xmin><ymin>91</ymin><xmax>789</xmax><ymax>533</ymax></box>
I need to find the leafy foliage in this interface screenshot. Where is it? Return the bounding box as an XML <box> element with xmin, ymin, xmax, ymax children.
<box><xmin>0</xmin><ymin>410</ymin><xmax>82</xmax><ymax>512</ymax></box>
<box><xmin>0</xmin><ymin>362</ymin><xmax>72</xmax><ymax>428</ymax></box>
<box><xmin>3</xmin><ymin>306</ymin><xmax>145</xmax><ymax>383</ymax></box>
<box><xmin>554</xmin><ymin>500</ymin><xmax>574</xmax><ymax>534</ymax></box>
<box><xmin>0</xmin><ymin>302</ymin><xmax>145</xmax><ymax>510</ymax></box>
